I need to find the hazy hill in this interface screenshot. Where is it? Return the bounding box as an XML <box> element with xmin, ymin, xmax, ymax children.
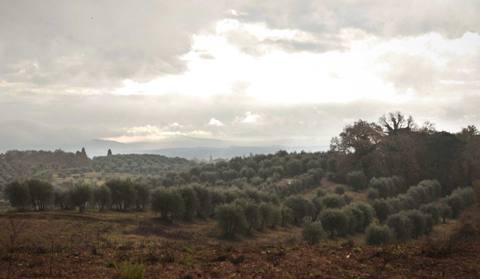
<box><xmin>0</xmin><ymin>149</ymin><xmax>89</xmax><ymax>185</ymax></box>
<box><xmin>91</xmin><ymin>154</ymin><xmax>193</xmax><ymax>174</ymax></box>
<box><xmin>0</xmin><ymin>149</ymin><xmax>195</xmax><ymax>185</ymax></box>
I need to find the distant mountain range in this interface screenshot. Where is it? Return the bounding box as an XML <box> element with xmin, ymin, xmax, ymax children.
<box><xmin>83</xmin><ymin>137</ymin><xmax>327</xmax><ymax>160</ymax></box>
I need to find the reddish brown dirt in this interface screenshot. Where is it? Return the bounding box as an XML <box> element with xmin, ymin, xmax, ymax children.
<box><xmin>0</xmin><ymin>206</ymin><xmax>479</xmax><ymax>279</ymax></box>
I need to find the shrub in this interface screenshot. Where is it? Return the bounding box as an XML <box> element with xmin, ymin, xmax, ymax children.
<box><xmin>365</xmin><ymin>224</ymin><xmax>392</xmax><ymax>245</ymax></box>
<box><xmin>320</xmin><ymin>209</ymin><xmax>348</xmax><ymax>237</ymax></box>
<box><xmin>302</xmin><ymin>221</ymin><xmax>326</xmax><ymax>245</ymax></box>
<box><xmin>215</xmin><ymin>204</ymin><xmax>248</xmax><ymax>239</ymax></box>
<box><xmin>346</xmin><ymin>171</ymin><xmax>367</xmax><ymax>191</ymax></box>
<box><xmin>118</xmin><ymin>262</ymin><xmax>145</xmax><ymax>279</ymax></box>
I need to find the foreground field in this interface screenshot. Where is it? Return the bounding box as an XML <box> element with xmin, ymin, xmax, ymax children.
<box><xmin>1</xmin><ymin>205</ymin><xmax>479</xmax><ymax>279</ymax></box>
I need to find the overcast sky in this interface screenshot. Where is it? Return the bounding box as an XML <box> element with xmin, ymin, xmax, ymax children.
<box><xmin>1</xmin><ymin>0</ymin><xmax>479</xmax><ymax>152</ymax></box>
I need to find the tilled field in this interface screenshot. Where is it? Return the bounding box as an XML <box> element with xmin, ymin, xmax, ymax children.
<box><xmin>1</xmin><ymin>208</ymin><xmax>479</xmax><ymax>279</ymax></box>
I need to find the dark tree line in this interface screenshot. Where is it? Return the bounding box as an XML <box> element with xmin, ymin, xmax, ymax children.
<box><xmin>330</xmin><ymin>112</ymin><xmax>480</xmax><ymax>192</ymax></box>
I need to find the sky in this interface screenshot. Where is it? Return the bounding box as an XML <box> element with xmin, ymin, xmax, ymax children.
<box><xmin>0</xmin><ymin>0</ymin><xmax>479</xmax><ymax>153</ymax></box>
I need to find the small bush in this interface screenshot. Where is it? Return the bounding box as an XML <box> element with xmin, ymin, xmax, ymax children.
<box><xmin>365</xmin><ymin>224</ymin><xmax>392</xmax><ymax>245</ymax></box>
<box><xmin>118</xmin><ymin>262</ymin><xmax>145</xmax><ymax>279</ymax></box>
<box><xmin>302</xmin><ymin>221</ymin><xmax>326</xmax><ymax>245</ymax></box>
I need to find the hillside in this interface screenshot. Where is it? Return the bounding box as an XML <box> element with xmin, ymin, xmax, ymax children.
<box><xmin>92</xmin><ymin>154</ymin><xmax>193</xmax><ymax>174</ymax></box>
<box><xmin>0</xmin><ymin>115</ymin><xmax>479</xmax><ymax>278</ymax></box>
<box><xmin>0</xmin><ymin>149</ymin><xmax>89</xmax><ymax>185</ymax></box>
<box><xmin>0</xmin><ymin>150</ymin><xmax>194</xmax><ymax>187</ymax></box>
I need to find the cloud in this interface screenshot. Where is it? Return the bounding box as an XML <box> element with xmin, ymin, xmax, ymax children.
<box><xmin>235</xmin><ymin>112</ymin><xmax>261</xmax><ymax>124</ymax></box>
<box><xmin>208</xmin><ymin>118</ymin><xmax>225</xmax><ymax>127</ymax></box>
<box><xmin>105</xmin><ymin>123</ymin><xmax>212</xmax><ymax>143</ymax></box>
<box><xmin>0</xmin><ymin>0</ymin><xmax>230</xmax><ymax>89</ymax></box>
<box><xmin>1</xmin><ymin>92</ymin><xmax>479</xmax><ymax>151</ymax></box>
<box><xmin>233</xmin><ymin>0</ymin><xmax>480</xmax><ymax>39</ymax></box>
<box><xmin>0</xmin><ymin>1</ymin><xmax>479</xmax><ymax>152</ymax></box>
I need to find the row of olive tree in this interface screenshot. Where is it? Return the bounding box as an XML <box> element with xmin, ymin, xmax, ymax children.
<box><xmin>214</xmin><ymin>200</ymin><xmax>288</xmax><ymax>238</ymax></box>
<box><xmin>4</xmin><ymin>180</ymin><xmax>53</xmax><ymax>211</ymax></box>
<box><xmin>371</xmin><ymin>180</ymin><xmax>442</xmax><ymax>222</ymax></box>
<box><xmin>158</xmin><ymin>151</ymin><xmax>328</xmax><ymax>188</ymax></box>
<box><xmin>366</xmin><ymin>186</ymin><xmax>475</xmax><ymax>245</ymax></box>
<box><xmin>3</xmin><ymin>179</ymin><xmax>151</xmax><ymax>212</ymax></box>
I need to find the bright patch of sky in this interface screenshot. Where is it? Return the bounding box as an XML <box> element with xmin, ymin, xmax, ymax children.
<box><xmin>113</xmin><ymin>19</ymin><xmax>480</xmax><ymax>106</ymax></box>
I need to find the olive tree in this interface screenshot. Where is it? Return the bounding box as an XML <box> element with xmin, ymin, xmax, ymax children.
<box><xmin>321</xmin><ymin>194</ymin><xmax>346</xmax><ymax>209</ymax></box>
<box><xmin>26</xmin><ymin>180</ymin><xmax>53</xmax><ymax>211</ymax></box>
<box><xmin>151</xmin><ymin>189</ymin><xmax>185</xmax><ymax>222</ymax></box>
<box><xmin>69</xmin><ymin>184</ymin><xmax>92</xmax><ymax>213</ymax></box>
<box><xmin>320</xmin><ymin>209</ymin><xmax>348</xmax><ymax>237</ymax></box>
<box><xmin>302</xmin><ymin>221</ymin><xmax>326</xmax><ymax>245</ymax></box>
<box><xmin>4</xmin><ymin>182</ymin><xmax>30</xmax><ymax>211</ymax></box>
<box><xmin>284</xmin><ymin>196</ymin><xmax>314</xmax><ymax>225</ymax></box>
<box><xmin>365</xmin><ymin>224</ymin><xmax>393</xmax><ymax>245</ymax></box>
<box><xmin>93</xmin><ymin>186</ymin><xmax>111</xmax><ymax>211</ymax></box>
<box><xmin>179</xmin><ymin>187</ymin><xmax>199</xmax><ymax>221</ymax></box>
<box><xmin>386</xmin><ymin>213</ymin><xmax>412</xmax><ymax>241</ymax></box>
<box><xmin>134</xmin><ymin>184</ymin><xmax>150</xmax><ymax>211</ymax></box>
<box><xmin>346</xmin><ymin>171</ymin><xmax>367</xmax><ymax>191</ymax></box>
<box><xmin>215</xmin><ymin>203</ymin><xmax>248</xmax><ymax>239</ymax></box>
